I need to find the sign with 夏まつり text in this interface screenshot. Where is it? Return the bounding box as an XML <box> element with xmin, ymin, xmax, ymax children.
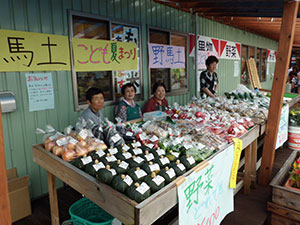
<box><xmin>72</xmin><ymin>38</ymin><xmax>138</xmax><ymax>71</ymax></box>
<box><xmin>220</xmin><ymin>40</ymin><xmax>241</xmax><ymax>60</ymax></box>
<box><xmin>0</xmin><ymin>29</ymin><xmax>70</xmax><ymax>72</ymax></box>
<box><xmin>25</xmin><ymin>73</ymin><xmax>54</xmax><ymax>112</ymax></box>
<box><xmin>178</xmin><ymin>145</ymin><xmax>234</xmax><ymax>225</ymax></box>
<box><xmin>148</xmin><ymin>43</ymin><xmax>185</xmax><ymax>69</ymax></box>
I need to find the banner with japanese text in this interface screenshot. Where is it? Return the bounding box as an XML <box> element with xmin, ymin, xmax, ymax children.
<box><xmin>267</xmin><ymin>49</ymin><xmax>277</xmax><ymax>62</ymax></box>
<box><xmin>72</xmin><ymin>38</ymin><xmax>138</xmax><ymax>71</ymax></box>
<box><xmin>178</xmin><ymin>145</ymin><xmax>234</xmax><ymax>225</ymax></box>
<box><xmin>220</xmin><ymin>40</ymin><xmax>241</xmax><ymax>60</ymax></box>
<box><xmin>189</xmin><ymin>35</ymin><xmax>220</xmax><ymax>70</ymax></box>
<box><xmin>148</xmin><ymin>43</ymin><xmax>185</xmax><ymax>69</ymax></box>
<box><xmin>0</xmin><ymin>29</ymin><xmax>70</xmax><ymax>71</ymax></box>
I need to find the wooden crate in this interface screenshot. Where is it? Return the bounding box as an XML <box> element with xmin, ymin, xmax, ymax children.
<box><xmin>32</xmin><ymin>125</ymin><xmax>259</xmax><ymax>225</ymax></box>
<box><xmin>269</xmin><ymin>150</ymin><xmax>300</xmax><ymax>224</ymax></box>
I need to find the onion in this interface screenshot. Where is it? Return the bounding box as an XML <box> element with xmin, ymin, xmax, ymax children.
<box><xmin>75</xmin><ymin>144</ymin><xmax>88</xmax><ymax>157</ymax></box>
<box><xmin>52</xmin><ymin>146</ymin><xmax>63</xmax><ymax>156</ymax></box>
<box><xmin>45</xmin><ymin>141</ymin><xmax>56</xmax><ymax>152</ymax></box>
<box><xmin>62</xmin><ymin>148</ymin><xmax>76</xmax><ymax>162</ymax></box>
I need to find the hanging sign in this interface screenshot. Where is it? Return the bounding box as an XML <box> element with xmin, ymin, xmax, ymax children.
<box><xmin>189</xmin><ymin>35</ymin><xmax>220</xmax><ymax>70</ymax></box>
<box><xmin>25</xmin><ymin>73</ymin><xmax>54</xmax><ymax>112</ymax></box>
<box><xmin>148</xmin><ymin>43</ymin><xmax>185</xmax><ymax>69</ymax></box>
<box><xmin>267</xmin><ymin>50</ymin><xmax>277</xmax><ymax>62</ymax></box>
<box><xmin>220</xmin><ymin>40</ymin><xmax>241</xmax><ymax>60</ymax></box>
<box><xmin>276</xmin><ymin>105</ymin><xmax>289</xmax><ymax>149</ymax></box>
<box><xmin>0</xmin><ymin>29</ymin><xmax>70</xmax><ymax>72</ymax></box>
<box><xmin>72</xmin><ymin>38</ymin><xmax>138</xmax><ymax>71</ymax></box>
<box><xmin>178</xmin><ymin>145</ymin><xmax>234</xmax><ymax>225</ymax></box>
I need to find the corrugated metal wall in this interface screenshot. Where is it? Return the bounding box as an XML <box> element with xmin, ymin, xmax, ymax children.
<box><xmin>0</xmin><ymin>0</ymin><xmax>278</xmax><ymax>198</ymax></box>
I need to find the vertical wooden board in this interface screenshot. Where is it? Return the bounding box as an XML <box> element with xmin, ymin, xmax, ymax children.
<box><xmin>99</xmin><ymin>0</ymin><xmax>107</xmax><ymax>16</ymax></box>
<box><xmin>72</xmin><ymin>0</ymin><xmax>82</xmax><ymax>11</ymax></box>
<box><xmin>1</xmin><ymin>113</ymin><xmax>13</xmax><ymax>170</ymax></box>
<box><xmin>81</xmin><ymin>0</ymin><xmax>91</xmax><ymax>13</ymax></box>
<box><xmin>134</xmin><ymin>0</ymin><xmax>140</xmax><ymax>23</ymax></box>
<box><xmin>107</xmin><ymin>0</ymin><xmax>114</xmax><ymax>17</ymax></box>
<box><xmin>113</xmin><ymin>0</ymin><xmax>121</xmax><ymax>19</ymax></box>
<box><xmin>27</xmin><ymin>0</ymin><xmax>40</xmax><ymax>32</ymax></box>
<box><xmin>51</xmin><ymin>0</ymin><xmax>64</xmax><ymax>35</ymax></box>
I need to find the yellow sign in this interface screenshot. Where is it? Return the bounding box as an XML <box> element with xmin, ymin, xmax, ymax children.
<box><xmin>72</xmin><ymin>38</ymin><xmax>138</xmax><ymax>71</ymax></box>
<box><xmin>230</xmin><ymin>138</ymin><xmax>243</xmax><ymax>188</ymax></box>
<box><xmin>0</xmin><ymin>29</ymin><xmax>70</xmax><ymax>71</ymax></box>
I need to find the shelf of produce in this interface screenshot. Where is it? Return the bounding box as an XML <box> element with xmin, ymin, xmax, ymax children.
<box><xmin>32</xmin><ymin>126</ymin><xmax>259</xmax><ymax>225</ymax></box>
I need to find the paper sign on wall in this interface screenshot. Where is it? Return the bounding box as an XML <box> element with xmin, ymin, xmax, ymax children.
<box><xmin>25</xmin><ymin>73</ymin><xmax>54</xmax><ymax>112</ymax></box>
<box><xmin>220</xmin><ymin>40</ymin><xmax>241</xmax><ymax>60</ymax></box>
<box><xmin>148</xmin><ymin>43</ymin><xmax>185</xmax><ymax>69</ymax></box>
<box><xmin>72</xmin><ymin>38</ymin><xmax>138</xmax><ymax>71</ymax></box>
<box><xmin>267</xmin><ymin>50</ymin><xmax>277</xmax><ymax>62</ymax></box>
<box><xmin>178</xmin><ymin>145</ymin><xmax>234</xmax><ymax>225</ymax></box>
<box><xmin>234</xmin><ymin>61</ymin><xmax>240</xmax><ymax>77</ymax></box>
<box><xmin>0</xmin><ymin>29</ymin><xmax>70</xmax><ymax>72</ymax></box>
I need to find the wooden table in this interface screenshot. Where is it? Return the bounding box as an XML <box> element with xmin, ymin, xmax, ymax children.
<box><xmin>32</xmin><ymin>126</ymin><xmax>259</xmax><ymax>225</ymax></box>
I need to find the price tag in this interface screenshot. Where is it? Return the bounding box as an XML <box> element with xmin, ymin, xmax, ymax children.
<box><xmin>133</xmin><ymin>142</ymin><xmax>142</xmax><ymax>147</ymax></box>
<box><xmin>149</xmin><ymin>163</ymin><xmax>160</xmax><ymax>172</ymax></box>
<box><xmin>69</xmin><ymin>137</ymin><xmax>78</xmax><ymax>145</ymax></box>
<box><xmin>49</xmin><ymin>134</ymin><xmax>57</xmax><ymax>141</ymax></box>
<box><xmin>136</xmin><ymin>182</ymin><xmax>150</xmax><ymax>195</ymax></box>
<box><xmin>187</xmin><ymin>156</ymin><xmax>195</xmax><ymax>165</ymax></box>
<box><xmin>122</xmin><ymin>152</ymin><xmax>132</xmax><ymax>159</ymax></box>
<box><xmin>81</xmin><ymin>156</ymin><xmax>92</xmax><ymax>165</ymax></box>
<box><xmin>96</xmin><ymin>150</ymin><xmax>105</xmax><ymax>158</ymax></box>
<box><xmin>134</xmin><ymin>156</ymin><xmax>144</xmax><ymax>164</ymax></box>
<box><xmin>233</xmin><ymin>127</ymin><xmax>240</xmax><ymax>133</ymax></box>
<box><xmin>111</xmin><ymin>134</ymin><xmax>121</xmax><ymax>143</ymax></box>
<box><xmin>171</xmin><ymin>152</ymin><xmax>180</xmax><ymax>158</ymax></box>
<box><xmin>160</xmin><ymin>157</ymin><xmax>170</xmax><ymax>165</ymax></box>
<box><xmin>109</xmin><ymin>148</ymin><xmax>118</xmax><ymax>155</ymax></box>
<box><xmin>150</xmin><ymin>135</ymin><xmax>159</xmax><ymax>142</ymax></box>
<box><xmin>147</xmin><ymin>144</ymin><xmax>154</xmax><ymax>149</ymax></box>
<box><xmin>123</xmin><ymin>175</ymin><xmax>133</xmax><ymax>186</ymax></box>
<box><xmin>135</xmin><ymin>169</ymin><xmax>147</xmax><ymax>179</ymax></box>
<box><xmin>197</xmin><ymin>143</ymin><xmax>206</xmax><ymax>149</ymax></box>
<box><xmin>163</xmin><ymin>142</ymin><xmax>169</xmax><ymax>148</ymax></box>
<box><xmin>196</xmin><ymin>118</ymin><xmax>203</xmax><ymax>122</ymax></box>
<box><xmin>139</xmin><ymin>133</ymin><xmax>148</xmax><ymax>141</ymax></box>
<box><xmin>174</xmin><ymin>114</ymin><xmax>179</xmax><ymax>118</ymax></box>
<box><xmin>119</xmin><ymin>161</ymin><xmax>129</xmax><ymax>170</ymax></box>
<box><xmin>109</xmin><ymin>169</ymin><xmax>117</xmax><ymax>176</ymax></box>
<box><xmin>177</xmin><ymin>163</ymin><xmax>185</xmax><ymax>171</ymax></box>
<box><xmin>133</xmin><ymin>148</ymin><xmax>143</xmax><ymax>155</ymax></box>
<box><xmin>94</xmin><ymin>138</ymin><xmax>104</xmax><ymax>144</ymax></box>
<box><xmin>153</xmin><ymin>175</ymin><xmax>165</xmax><ymax>186</ymax></box>
<box><xmin>79</xmin><ymin>129</ymin><xmax>88</xmax><ymax>140</ymax></box>
<box><xmin>106</xmin><ymin>155</ymin><xmax>117</xmax><ymax>162</ymax></box>
<box><xmin>145</xmin><ymin>153</ymin><xmax>154</xmax><ymax>161</ymax></box>
<box><xmin>123</xmin><ymin>144</ymin><xmax>130</xmax><ymax>151</ymax></box>
<box><xmin>126</xmin><ymin>131</ymin><xmax>134</xmax><ymax>137</ymax></box>
<box><xmin>173</xmin><ymin>138</ymin><xmax>181</xmax><ymax>146</ymax></box>
<box><xmin>166</xmin><ymin>168</ymin><xmax>176</xmax><ymax>178</ymax></box>
<box><xmin>93</xmin><ymin>162</ymin><xmax>105</xmax><ymax>171</ymax></box>
<box><xmin>56</xmin><ymin>137</ymin><xmax>68</xmax><ymax>146</ymax></box>
<box><xmin>157</xmin><ymin>149</ymin><xmax>166</xmax><ymax>156</ymax></box>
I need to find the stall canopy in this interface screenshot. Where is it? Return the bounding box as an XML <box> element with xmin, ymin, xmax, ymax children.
<box><xmin>154</xmin><ymin>0</ymin><xmax>300</xmax><ymax>47</ymax></box>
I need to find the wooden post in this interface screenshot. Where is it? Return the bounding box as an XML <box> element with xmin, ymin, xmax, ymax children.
<box><xmin>258</xmin><ymin>1</ymin><xmax>299</xmax><ymax>185</ymax></box>
<box><xmin>48</xmin><ymin>172</ymin><xmax>59</xmax><ymax>225</ymax></box>
<box><xmin>244</xmin><ymin>145</ymin><xmax>251</xmax><ymax>194</ymax></box>
<box><xmin>0</xmin><ymin>105</ymin><xmax>12</xmax><ymax>225</ymax></box>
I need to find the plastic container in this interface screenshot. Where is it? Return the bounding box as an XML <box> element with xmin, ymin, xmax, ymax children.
<box><xmin>63</xmin><ymin>197</ymin><xmax>114</xmax><ymax>225</ymax></box>
<box><xmin>288</xmin><ymin>126</ymin><xmax>300</xmax><ymax>151</ymax></box>
<box><xmin>143</xmin><ymin>111</ymin><xmax>167</xmax><ymax>122</ymax></box>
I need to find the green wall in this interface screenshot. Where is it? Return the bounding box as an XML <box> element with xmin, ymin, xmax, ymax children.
<box><xmin>0</xmin><ymin>0</ymin><xmax>277</xmax><ymax>199</ymax></box>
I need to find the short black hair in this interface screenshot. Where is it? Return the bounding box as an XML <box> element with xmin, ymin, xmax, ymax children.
<box><xmin>121</xmin><ymin>83</ymin><xmax>136</xmax><ymax>95</ymax></box>
<box><xmin>86</xmin><ymin>87</ymin><xmax>104</xmax><ymax>102</ymax></box>
<box><xmin>206</xmin><ymin>56</ymin><xmax>219</xmax><ymax>66</ymax></box>
<box><xmin>152</xmin><ymin>82</ymin><xmax>166</xmax><ymax>94</ymax></box>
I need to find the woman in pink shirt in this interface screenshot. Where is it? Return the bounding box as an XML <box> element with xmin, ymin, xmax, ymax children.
<box><xmin>144</xmin><ymin>82</ymin><xmax>169</xmax><ymax>112</ymax></box>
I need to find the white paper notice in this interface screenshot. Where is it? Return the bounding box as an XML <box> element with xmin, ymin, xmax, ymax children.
<box><xmin>234</xmin><ymin>61</ymin><xmax>240</xmax><ymax>77</ymax></box>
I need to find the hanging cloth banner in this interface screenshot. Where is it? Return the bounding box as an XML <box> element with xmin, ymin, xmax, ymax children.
<box><xmin>220</xmin><ymin>40</ymin><xmax>241</xmax><ymax>60</ymax></box>
<box><xmin>189</xmin><ymin>35</ymin><xmax>220</xmax><ymax>69</ymax></box>
<box><xmin>72</xmin><ymin>38</ymin><xmax>138</xmax><ymax>71</ymax></box>
<box><xmin>0</xmin><ymin>29</ymin><xmax>71</xmax><ymax>72</ymax></box>
<box><xmin>267</xmin><ymin>49</ymin><xmax>277</xmax><ymax>62</ymax></box>
<box><xmin>148</xmin><ymin>43</ymin><xmax>185</xmax><ymax>69</ymax></box>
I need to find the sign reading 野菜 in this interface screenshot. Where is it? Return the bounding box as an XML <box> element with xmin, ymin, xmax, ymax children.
<box><xmin>72</xmin><ymin>38</ymin><xmax>138</xmax><ymax>71</ymax></box>
<box><xmin>178</xmin><ymin>145</ymin><xmax>234</xmax><ymax>225</ymax></box>
<box><xmin>148</xmin><ymin>43</ymin><xmax>185</xmax><ymax>69</ymax></box>
<box><xmin>267</xmin><ymin>50</ymin><xmax>277</xmax><ymax>62</ymax></box>
<box><xmin>0</xmin><ymin>29</ymin><xmax>70</xmax><ymax>71</ymax></box>
<box><xmin>220</xmin><ymin>40</ymin><xmax>241</xmax><ymax>60</ymax></box>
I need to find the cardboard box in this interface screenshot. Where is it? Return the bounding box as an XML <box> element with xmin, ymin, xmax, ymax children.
<box><xmin>7</xmin><ymin>168</ymin><xmax>32</xmax><ymax>223</ymax></box>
